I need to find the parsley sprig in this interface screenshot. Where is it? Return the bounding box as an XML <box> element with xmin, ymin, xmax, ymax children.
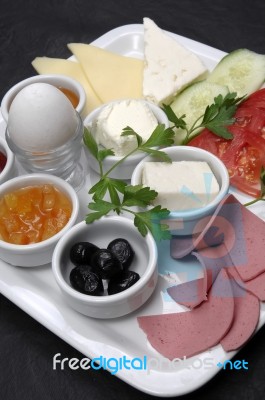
<box><xmin>162</xmin><ymin>92</ymin><xmax>244</xmax><ymax>144</ymax></box>
<box><xmin>83</xmin><ymin>93</ymin><xmax>246</xmax><ymax>239</ymax></box>
<box><xmin>83</xmin><ymin>124</ymin><xmax>175</xmax><ymax>240</ymax></box>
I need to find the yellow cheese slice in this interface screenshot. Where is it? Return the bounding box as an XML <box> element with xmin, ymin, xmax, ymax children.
<box><xmin>31</xmin><ymin>57</ymin><xmax>102</xmax><ymax>116</ymax></box>
<box><xmin>67</xmin><ymin>43</ymin><xmax>144</xmax><ymax>103</ymax></box>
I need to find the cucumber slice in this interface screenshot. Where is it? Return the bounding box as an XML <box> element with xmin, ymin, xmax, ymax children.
<box><xmin>207</xmin><ymin>49</ymin><xmax>265</xmax><ymax>97</ymax></box>
<box><xmin>170</xmin><ymin>81</ymin><xmax>228</xmax><ymax>144</ymax></box>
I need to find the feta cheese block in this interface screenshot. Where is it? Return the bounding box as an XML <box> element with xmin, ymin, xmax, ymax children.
<box><xmin>143</xmin><ymin>18</ymin><xmax>207</xmax><ymax>105</ymax></box>
<box><xmin>91</xmin><ymin>99</ymin><xmax>158</xmax><ymax>157</ymax></box>
<box><xmin>142</xmin><ymin>161</ymin><xmax>219</xmax><ymax>211</ymax></box>
<box><xmin>68</xmin><ymin>43</ymin><xmax>144</xmax><ymax>103</ymax></box>
<box><xmin>32</xmin><ymin>57</ymin><xmax>102</xmax><ymax>115</ymax></box>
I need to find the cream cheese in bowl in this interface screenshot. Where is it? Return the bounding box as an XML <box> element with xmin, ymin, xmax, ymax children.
<box><xmin>91</xmin><ymin>99</ymin><xmax>158</xmax><ymax>156</ymax></box>
<box><xmin>84</xmin><ymin>98</ymin><xmax>169</xmax><ymax>179</ymax></box>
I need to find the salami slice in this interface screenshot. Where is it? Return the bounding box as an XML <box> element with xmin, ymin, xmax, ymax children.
<box><xmin>138</xmin><ymin>269</ymin><xmax>234</xmax><ymax>360</ymax></box>
<box><xmin>234</xmin><ymin>203</ymin><xmax>265</xmax><ymax>281</ymax></box>
<box><xmin>167</xmin><ymin>244</ymin><xmax>232</xmax><ymax>308</ymax></box>
<box><xmin>245</xmin><ymin>273</ymin><xmax>265</xmax><ymax>301</ymax></box>
<box><xmin>167</xmin><ymin>276</ymin><xmax>206</xmax><ymax>308</ymax></box>
<box><xmin>220</xmin><ymin>274</ymin><xmax>260</xmax><ymax>352</ymax></box>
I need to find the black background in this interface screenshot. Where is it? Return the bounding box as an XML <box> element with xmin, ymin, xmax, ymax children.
<box><xmin>0</xmin><ymin>0</ymin><xmax>265</xmax><ymax>399</ymax></box>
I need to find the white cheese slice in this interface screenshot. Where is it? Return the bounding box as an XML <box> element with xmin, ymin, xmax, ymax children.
<box><xmin>67</xmin><ymin>43</ymin><xmax>144</xmax><ymax>103</ymax></box>
<box><xmin>142</xmin><ymin>161</ymin><xmax>219</xmax><ymax>211</ymax></box>
<box><xmin>31</xmin><ymin>57</ymin><xmax>102</xmax><ymax>116</ymax></box>
<box><xmin>143</xmin><ymin>18</ymin><xmax>207</xmax><ymax>105</ymax></box>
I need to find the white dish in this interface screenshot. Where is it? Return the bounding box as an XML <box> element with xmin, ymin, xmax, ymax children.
<box><xmin>131</xmin><ymin>146</ymin><xmax>230</xmax><ymax>235</ymax></box>
<box><xmin>0</xmin><ymin>173</ymin><xmax>80</xmax><ymax>266</ymax></box>
<box><xmin>0</xmin><ymin>24</ymin><xmax>265</xmax><ymax>397</ymax></box>
<box><xmin>52</xmin><ymin>217</ymin><xmax>158</xmax><ymax>318</ymax></box>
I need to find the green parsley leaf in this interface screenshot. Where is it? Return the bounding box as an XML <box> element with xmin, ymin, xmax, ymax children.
<box><xmin>83</xmin><ymin>127</ymin><xmax>114</xmax><ymax>168</ymax></box>
<box><xmin>107</xmin><ymin>184</ymin><xmax>121</xmax><ymax>206</ymax></box>
<box><xmin>89</xmin><ymin>177</ymin><xmax>127</xmax><ymax>203</ymax></box>
<box><xmin>133</xmin><ymin>214</ymin><xmax>149</xmax><ymax>237</ymax></box>
<box><xmin>133</xmin><ymin>206</ymin><xmax>171</xmax><ymax>240</ymax></box>
<box><xmin>162</xmin><ymin>104</ymin><xmax>187</xmax><ymax>130</ymax></box>
<box><xmin>221</xmin><ymin>92</ymin><xmax>245</xmax><ymax>108</ymax></box>
<box><xmin>123</xmin><ymin>185</ymin><xmax>157</xmax><ymax>207</ymax></box>
<box><xmin>83</xmin><ymin>127</ymin><xmax>98</xmax><ymax>159</ymax></box>
<box><xmin>121</xmin><ymin>126</ymin><xmax>143</xmax><ymax>146</ymax></box>
<box><xmin>89</xmin><ymin>178</ymin><xmax>109</xmax><ymax>199</ymax></box>
<box><xmin>139</xmin><ymin>147</ymin><xmax>172</xmax><ymax>162</ymax></box>
<box><xmin>142</xmin><ymin>124</ymin><xmax>175</xmax><ymax>148</ymax></box>
<box><xmin>201</xmin><ymin>103</ymin><xmax>219</xmax><ymax>125</ymax></box>
<box><xmin>107</xmin><ymin>178</ymin><xmax>127</xmax><ymax>194</ymax></box>
<box><xmin>201</xmin><ymin>92</ymin><xmax>245</xmax><ymax>139</ymax></box>
<box><xmin>98</xmin><ymin>148</ymin><xmax>115</xmax><ymax>161</ymax></box>
<box><xmin>86</xmin><ymin>200</ymin><xmax>117</xmax><ymax>223</ymax></box>
<box><xmin>204</xmin><ymin>105</ymin><xmax>235</xmax><ymax>139</ymax></box>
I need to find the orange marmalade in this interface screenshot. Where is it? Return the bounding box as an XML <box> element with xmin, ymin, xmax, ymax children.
<box><xmin>0</xmin><ymin>184</ymin><xmax>72</xmax><ymax>245</ymax></box>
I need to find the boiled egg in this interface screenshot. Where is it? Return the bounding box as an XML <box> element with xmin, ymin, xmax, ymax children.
<box><xmin>7</xmin><ymin>83</ymin><xmax>78</xmax><ymax>152</ymax></box>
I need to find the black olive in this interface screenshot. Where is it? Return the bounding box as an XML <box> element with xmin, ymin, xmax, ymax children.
<box><xmin>91</xmin><ymin>249</ymin><xmax>123</xmax><ymax>279</ymax></box>
<box><xmin>70</xmin><ymin>265</ymin><xmax>104</xmax><ymax>295</ymax></box>
<box><xmin>108</xmin><ymin>271</ymin><xmax>140</xmax><ymax>295</ymax></box>
<box><xmin>70</xmin><ymin>242</ymin><xmax>99</xmax><ymax>266</ymax></box>
<box><xmin>107</xmin><ymin>238</ymin><xmax>134</xmax><ymax>269</ymax></box>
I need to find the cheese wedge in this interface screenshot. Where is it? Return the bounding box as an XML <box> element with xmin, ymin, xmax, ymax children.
<box><xmin>32</xmin><ymin>57</ymin><xmax>102</xmax><ymax>116</ymax></box>
<box><xmin>143</xmin><ymin>18</ymin><xmax>207</xmax><ymax>105</ymax></box>
<box><xmin>68</xmin><ymin>43</ymin><xmax>144</xmax><ymax>103</ymax></box>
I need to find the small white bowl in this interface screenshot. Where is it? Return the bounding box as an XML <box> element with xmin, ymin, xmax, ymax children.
<box><xmin>0</xmin><ymin>173</ymin><xmax>79</xmax><ymax>267</ymax></box>
<box><xmin>131</xmin><ymin>146</ymin><xmax>230</xmax><ymax>236</ymax></box>
<box><xmin>52</xmin><ymin>216</ymin><xmax>158</xmax><ymax>319</ymax></box>
<box><xmin>1</xmin><ymin>74</ymin><xmax>86</xmax><ymax>122</ymax></box>
<box><xmin>0</xmin><ymin>137</ymin><xmax>16</xmax><ymax>185</ymax></box>
<box><xmin>83</xmin><ymin>100</ymin><xmax>169</xmax><ymax>180</ymax></box>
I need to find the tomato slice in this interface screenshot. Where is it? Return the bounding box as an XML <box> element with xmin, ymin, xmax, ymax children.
<box><xmin>234</xmin><ymin>106</ymin><xmax>265</xmax><ymax>139</ymax></box>
<box><xmin>240</xmin><ymin>88</ymin><xmax>265</xmax><ymax>110</ymax></box>
<box><xmin>189</xmin><ymin>128</ymin><xmax>265</xmax><ymax>197</ymax></box>
<box><xmin>188</xmin><ymin>90</ymin><xmax>265</xmax><ymax>197</ymax></box>
<box><xmin>226</xmin><ymin>132</ymin><xmax>265</xmax><ymax>197</ymax></box>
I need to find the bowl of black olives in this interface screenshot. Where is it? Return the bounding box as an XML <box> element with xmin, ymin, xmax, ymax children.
<box><xmin>52</xmin><ymin>216</ymin><xmax>158</xmax><ymax>318</ymax></box>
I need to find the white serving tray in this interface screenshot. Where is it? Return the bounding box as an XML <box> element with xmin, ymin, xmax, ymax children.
<box><xmin>1</xmin><ymin>24</ymin><xmax>265</xmax><ymax>397</ymax></box>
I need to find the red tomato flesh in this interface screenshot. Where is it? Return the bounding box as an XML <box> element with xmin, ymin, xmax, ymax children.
<box><xmin>188</xmin><ymin>89</ymin><xmax>265</xmax><ymax>197</ymax></box>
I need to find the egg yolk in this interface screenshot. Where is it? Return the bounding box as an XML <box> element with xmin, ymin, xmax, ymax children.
<box><xmin>0</xmin><ymin>184</ymin><xmax>72</xmax><ymax>244</ymax></box>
